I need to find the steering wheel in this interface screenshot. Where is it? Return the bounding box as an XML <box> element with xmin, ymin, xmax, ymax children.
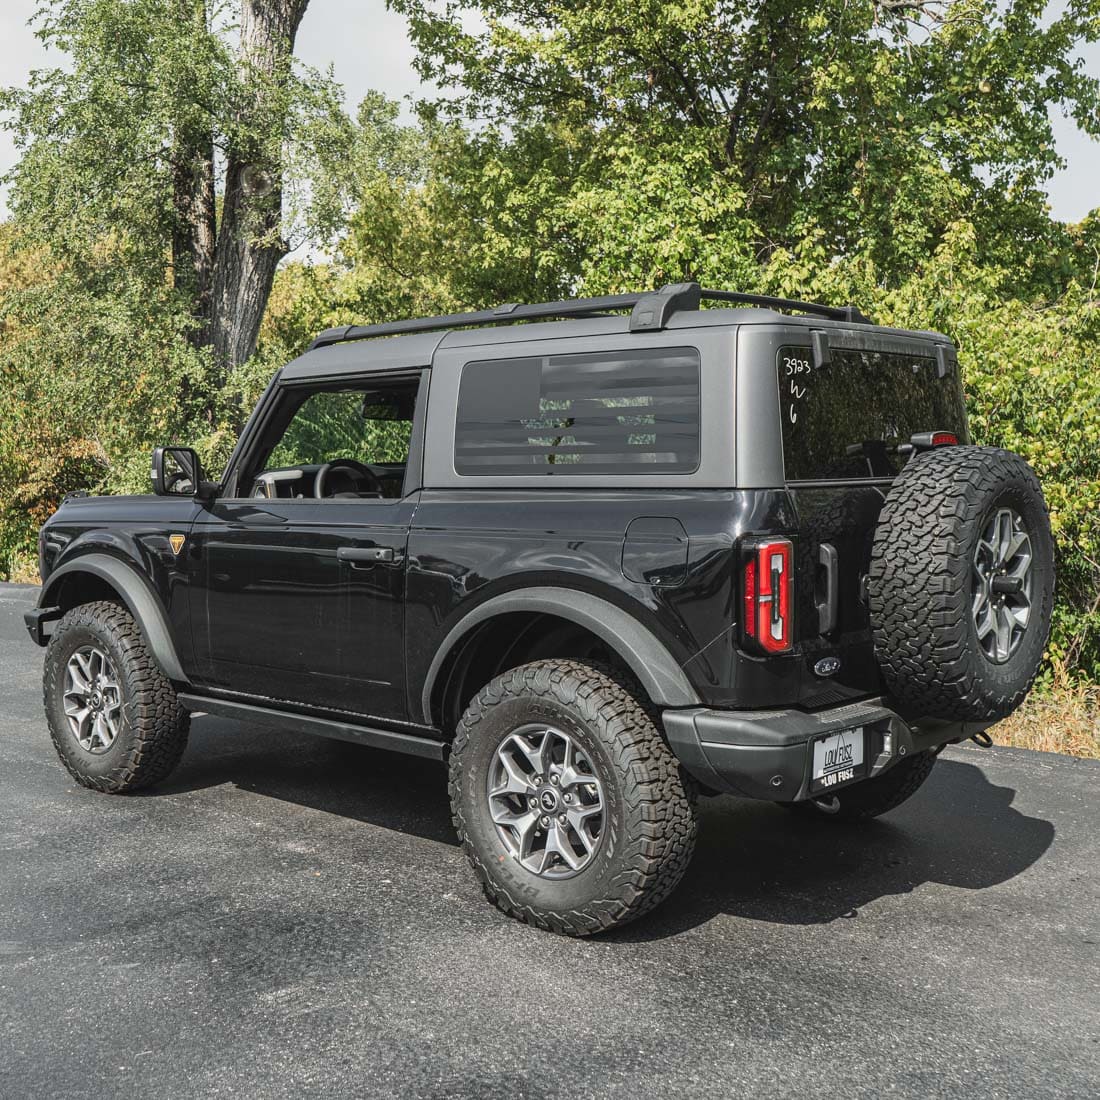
<box><xmin>313</xmin><ymin>458</ymin><xmax>385</xmax><ymax>499</ymax></box>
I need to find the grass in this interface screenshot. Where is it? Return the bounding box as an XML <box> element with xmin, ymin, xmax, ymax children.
<box><xmin>991</xmin><ymin>681</ymin><xmax>1100</xmax><ymax>760</ymax></box>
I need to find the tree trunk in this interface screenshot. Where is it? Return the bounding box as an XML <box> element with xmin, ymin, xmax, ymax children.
<box><xmin>171</xmin><ymin>134</ymin><xmax>217</xmax><ymax>346</ymax></box>
<box><xmin>210</xmin><ymin>0</ymin><xmax>310</xmax><ymax>380</ymax></box>
<box><xmin>171</xmin><ymin>0</ymin><xmax>217</xmax><ymax>349</ymax></box>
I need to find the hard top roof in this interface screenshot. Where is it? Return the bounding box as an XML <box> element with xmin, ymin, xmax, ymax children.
<box><xmin>279</xmin><ymin>285</ymin><xmax>952</xmax><ymax>382</ymax></box>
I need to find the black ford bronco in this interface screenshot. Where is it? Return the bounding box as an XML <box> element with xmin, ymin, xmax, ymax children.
<box><xmin>25</xmin><ymin>283</ymin><xmax>1055</xmax><ymax>935</ymax></box>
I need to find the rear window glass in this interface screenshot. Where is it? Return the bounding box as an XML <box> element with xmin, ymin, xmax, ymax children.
<box><xmin>455</xmin><ymin>348</ymin><xmax>701</xmax><ymax>475</ymax></box>
<box><xmin>778</xmin><ymin>345</ymin><xmax>966</xmax><ymax>481</ymax></box>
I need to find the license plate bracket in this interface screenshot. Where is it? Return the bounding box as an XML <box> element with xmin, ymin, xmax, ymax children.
<box><xmin>810</xmin><ymin>726</ymin><xmax>866</xmax><ymax>794</ymax></box>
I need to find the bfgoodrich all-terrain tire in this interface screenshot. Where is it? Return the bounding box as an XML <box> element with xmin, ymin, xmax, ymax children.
<box><xmin>868</xmin><ymin>446</ymin><xmax>1054</xmax><ymax>722</ymax></box>
<box><xmin>43</xmin><ymin>601</ymin><xmax>190</xmax><ymax>792</ymax></box>
<box><xmin>784</xmin><ymin>750</ymin><xmax>938</xmax><ymax>822</ymax></box>
<box><xmin>450</xmin><ymin>660</ymin><xmax>698</xmax><ymax>936</ymax></box>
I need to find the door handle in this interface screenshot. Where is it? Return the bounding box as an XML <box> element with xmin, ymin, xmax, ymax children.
<box><xmin>817</xmin><ymin>543</ymin><xmax>839</xmax><ymax>634</ymax></box>
<box><xmin>337</xmin><ymin>546</ymin><xmax>395</xmax><ymax>566</ymax></box>
<box><xmin>229</xmin><ymin>508</ymin><xmax>288</xmax><ymax>526</ymax></box>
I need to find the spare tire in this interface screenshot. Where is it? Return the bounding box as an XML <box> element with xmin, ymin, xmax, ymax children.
<box><xmin>868</xmin><ymin>445</ymin><xmax>1054</xmax><ymax>721</ymax></box>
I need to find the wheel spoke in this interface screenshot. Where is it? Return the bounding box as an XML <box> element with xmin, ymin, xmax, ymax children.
<box><xmin>565</xmin><ymin>807</ymin><xmax>601</xmax><ymax>855</ymax></box>
<box><xmin>489</xmin><ymin>751</ymin><xmax>535</xmax><ymax>798</ymax></box>
<box><xmin>994</xmin><ymin>605</ymin><xmax>1014</xmax><ymax>661</ymax></box>
<box><xmin>971</xmin><ymin>584</ymin><xmax>990</xmax><ymax>617</ymax></box>
<box><xmin>995</xmin><ymin>510</ymin><xmax>1012</xmax><ymax>562</ymax></box>
<box><xmin>1005</xmin><ymin>529</ymin><xmax>1031</xmax><ymax>565</ymax></box>
<box><xmin>510</xmin><ymin>730</ymin><xmax>554</xmax><ymax>774</ymax></box>
<box><xmin>542</xmin><ymin>822</ymin><xmax>582</xmax><ymax>872</ymax></box>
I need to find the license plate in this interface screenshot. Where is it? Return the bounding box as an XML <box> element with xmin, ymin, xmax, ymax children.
<box><xmin>811</xmin><ymin>727</ymin><xmax>865</xmax><ymax>793</ymax></box>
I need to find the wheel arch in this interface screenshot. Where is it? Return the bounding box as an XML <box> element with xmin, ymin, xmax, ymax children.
<box><xmin>421</xmin><ymin>586</ymin><xmax>699</xmax><ymax>730</ymax></box>
<box><xmin>38</xmin><ymin>554</ymin><xmax>188</xmax><ymax>683</ymax></box>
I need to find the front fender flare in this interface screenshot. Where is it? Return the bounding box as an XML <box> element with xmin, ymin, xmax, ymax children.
<box><xmin>37</xmin><ymin>553</ymin><xmax>188</xmax><ymax>683</ymax></box>
<box><xmin>421</xmin><ymin>586</ymin><xmax>700</xmax><ymax>724</ymax></box>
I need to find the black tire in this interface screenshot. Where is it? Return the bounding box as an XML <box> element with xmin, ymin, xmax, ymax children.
<box><xmin>449</xmin><ymin>659</ymin><xmax>698</xmax><ymax>936</ymax></box>
<box><xmin>868</xmin><ymin>446</ymin><xmax>1054</xmax><ymax>721</ymax></box>
<box><xmin>43</xmin><ymin>601</ymin><xmax>190</xmax><ymax>792</ymax></box>
<box><xmin>783</xmin><ymin>750</ymin><xmax>938</xmax><ymax>822</ymax></box>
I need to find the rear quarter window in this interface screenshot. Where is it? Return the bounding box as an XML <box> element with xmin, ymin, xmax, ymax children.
<box><xmin>455</xmin><ymin>347</ymin><xmax>701</xmax><ymax>475</ymax></box>
<box><xmin>778</xmin><ymin>345</ymin><xmax>966</xmax><ymax>481</ymax></box>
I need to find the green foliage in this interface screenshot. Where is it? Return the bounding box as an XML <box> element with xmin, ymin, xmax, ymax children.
<box><xmin>0</xmin><ymin>257</ymin><xmax>228</xmax><ymax>571</ymax></box>
<box><xmin>394</xmin><ymin>0</ymin><xmax>1100</xmax><ymax>297</ymax></box>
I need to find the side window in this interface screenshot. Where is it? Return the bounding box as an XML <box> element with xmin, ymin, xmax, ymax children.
<box><xmin>244</xmin><ymin>377</ymin><xmax>420</xmax><ymax>499</ymax></box>
<box><xmin>454</xmin><ymin>347</ymin><xmax>701</xmax><ymax>475</ymax></box>
<box><xmin>268</xmin><ymin>390</ymin><xmax>412</xmax><ymax>469</ymax></box>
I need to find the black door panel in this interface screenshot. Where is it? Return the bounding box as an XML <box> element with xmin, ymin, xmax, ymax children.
<box><xmin>190</xmin><ymin>498</ymin><xmax>415</xmax><ymax>719</ymax></box>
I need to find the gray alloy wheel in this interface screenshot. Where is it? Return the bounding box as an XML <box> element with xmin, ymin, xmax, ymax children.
<box><xmin>486</xmin><ymin>723</ymin><xmax>605</xmax><ymax>879</ymax></box>
<box><xmin>972</xmin><ymin>507</ymin><xmax>1034</xmax><ymax>664</ymax></box>
<box><xmin>63</xmin><ymin>644</ymin><xmax>123</xmax><ymax>753</ymax></box>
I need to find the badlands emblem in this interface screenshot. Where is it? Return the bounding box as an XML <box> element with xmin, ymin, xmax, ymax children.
<box><xmin>168</xmin><ymin>533</ymin><xmax>186</xmax><ymax>555</ymax></box>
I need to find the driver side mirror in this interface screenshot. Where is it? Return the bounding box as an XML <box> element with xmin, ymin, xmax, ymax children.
<box><xmin>151</xmin><ymin>446</ymin><xmax>218</xmax><ymax>500</ymax></box>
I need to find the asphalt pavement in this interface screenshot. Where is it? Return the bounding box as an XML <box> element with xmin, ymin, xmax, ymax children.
<box><xmin>0</xmin><ymin>583</ymin><xmax>1097</xmax><ymax>1099</ymax></box>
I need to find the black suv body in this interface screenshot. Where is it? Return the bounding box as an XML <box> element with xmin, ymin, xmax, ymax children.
<box><xmin>25</xmin><ymin>284</ymin><xmax>1054</xmax><ymax>934</ymax></box>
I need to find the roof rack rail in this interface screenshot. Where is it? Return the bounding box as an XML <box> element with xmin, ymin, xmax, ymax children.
<box><xmin>308</xmin><ymin>282</ymin><xmax>872</xmax><ymax>350</ymax></box>
<box><xmin>699</xmin><ymin>289</ymin><xmax>872</xmax><ymax>326</ymax></box>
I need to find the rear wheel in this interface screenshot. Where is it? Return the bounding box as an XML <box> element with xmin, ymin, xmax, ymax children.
<box><xmin>449</xmin><ymin>659</ymin><xmax>697</xmax><ymax>935</ymax></box>
<box><xmin>783</xmin><ymin>750</ymin><xmax>937</xmax><ymax>822</ymax></box>
<box><xmin>44</xmin><ymin>601</ymin><xmax>190</xmax><ymax>792</ymax></box>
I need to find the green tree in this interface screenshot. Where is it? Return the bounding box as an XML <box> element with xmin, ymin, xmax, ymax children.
<box><xmin>1</xmin><ymin>0</ymin><xmax>345</xmax><ymax>380</ymax></box>
<box><xmin>393</xmin><ymin>0</ymin><xmax>1100</xmax><ymax>295</ymax></box>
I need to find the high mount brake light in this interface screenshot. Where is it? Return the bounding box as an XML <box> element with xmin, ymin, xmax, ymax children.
<box><xmin>910</xmin><ymin>430</ymin><xmax>958</xmax><ymax>449</ymax></box>
<box><xmin>742</xmin><ymin>538</ymin><xmax>793</xmax><ymax>654</ymax></box>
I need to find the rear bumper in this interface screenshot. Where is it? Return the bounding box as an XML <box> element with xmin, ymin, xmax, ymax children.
<box><xmin>663</xmin><ymin>699</ymin><xmax>992</xmax><ymax>802</ymax></box>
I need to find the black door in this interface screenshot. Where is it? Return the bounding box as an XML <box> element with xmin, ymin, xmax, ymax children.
<box><xmin>189</xmin><ymin>371</ymin><xmax>425</xmax><ymax>721</ymax></box>
<box><xmin>190</xmin><ymin>498</ymin><xmax>414</xmax><ymax>718</ymax></box>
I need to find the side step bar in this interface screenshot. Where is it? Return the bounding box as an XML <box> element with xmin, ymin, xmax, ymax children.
<box><xmin>177</xmin><ymin>694</ymin><xmax>445</xmax><ymax>761</ymax></box>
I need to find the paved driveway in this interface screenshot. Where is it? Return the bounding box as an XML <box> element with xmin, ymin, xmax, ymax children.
<box><xmin>0</xmin><ymin>585</ymin><xmax>1097</xmax><ymax>1098</ymax></box>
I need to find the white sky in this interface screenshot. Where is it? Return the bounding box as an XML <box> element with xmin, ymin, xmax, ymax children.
<box><xmin>1</xmin><ymin>0</ymin><xmax>1097</xmax><ymax>224</ymax></box>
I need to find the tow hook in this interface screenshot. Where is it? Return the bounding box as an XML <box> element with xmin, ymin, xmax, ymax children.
<box><xmin>970</xmin><ymin>731</ymin><xmax>994</xmax><ymax>748</ymax></box>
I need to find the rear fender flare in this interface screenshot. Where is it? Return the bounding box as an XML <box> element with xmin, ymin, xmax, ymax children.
<box><xmin>421</xmin><ymin>586</ymin><xmax>699</xmax><ymax>724</ymax></box>
<box><xmin>38</xmin><ymin>553</ymin><xmax>188</xmax><ymax>683</ymax></box>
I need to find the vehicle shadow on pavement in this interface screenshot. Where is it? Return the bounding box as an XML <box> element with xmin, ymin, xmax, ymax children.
<box><xmin>611</xmin><ymin>756</ymin><xmax>1056</xmax><ymax>942</ymax></box>
<box><xmin>154</xmin><ymin>715</ymin><xmax>457</xmax><ymax>846</ymax></box>
<box><xmin>155</xmin><ymin>723</ymin><xmax>1055</xmax><ymax>939</ymax></box>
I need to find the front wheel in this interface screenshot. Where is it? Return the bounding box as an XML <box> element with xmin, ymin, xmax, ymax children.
<box><xmin>449</xmin><ymin>660</ymin><xmax>698</xmax><ymax>935</ymax></box>
<box><xmin>43</xmin><ymin>601</ymin><xmax>190</xmax><ymax>792</ymax></box>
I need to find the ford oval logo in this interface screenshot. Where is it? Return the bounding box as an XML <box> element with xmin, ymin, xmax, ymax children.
<box><xmin>814</xmin><ymin>656</ymin><xmax>841</xmax><ymax>678</ymax></box>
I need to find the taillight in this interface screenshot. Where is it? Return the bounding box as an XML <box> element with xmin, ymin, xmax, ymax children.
<box><xmin>742</xmin><ymin>538</ymin><xmax>793</xmax><ymax>653</ymax></box>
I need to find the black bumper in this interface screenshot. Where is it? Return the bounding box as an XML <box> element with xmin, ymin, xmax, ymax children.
<box><xmin>663</xmin><ymin>699</ymin><xmax>992</xmax><ymax>802</ymax></box>
<box><xmin>23</xmin><ymin>605</ymin><xmax>61</xmax><ymax>646</ymax></box>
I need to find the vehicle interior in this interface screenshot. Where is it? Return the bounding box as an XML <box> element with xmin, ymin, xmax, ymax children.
<box><xmin>243</xmin><ymin>378</ymin><xmax>420</xmax><ymax>500</ymax></box>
